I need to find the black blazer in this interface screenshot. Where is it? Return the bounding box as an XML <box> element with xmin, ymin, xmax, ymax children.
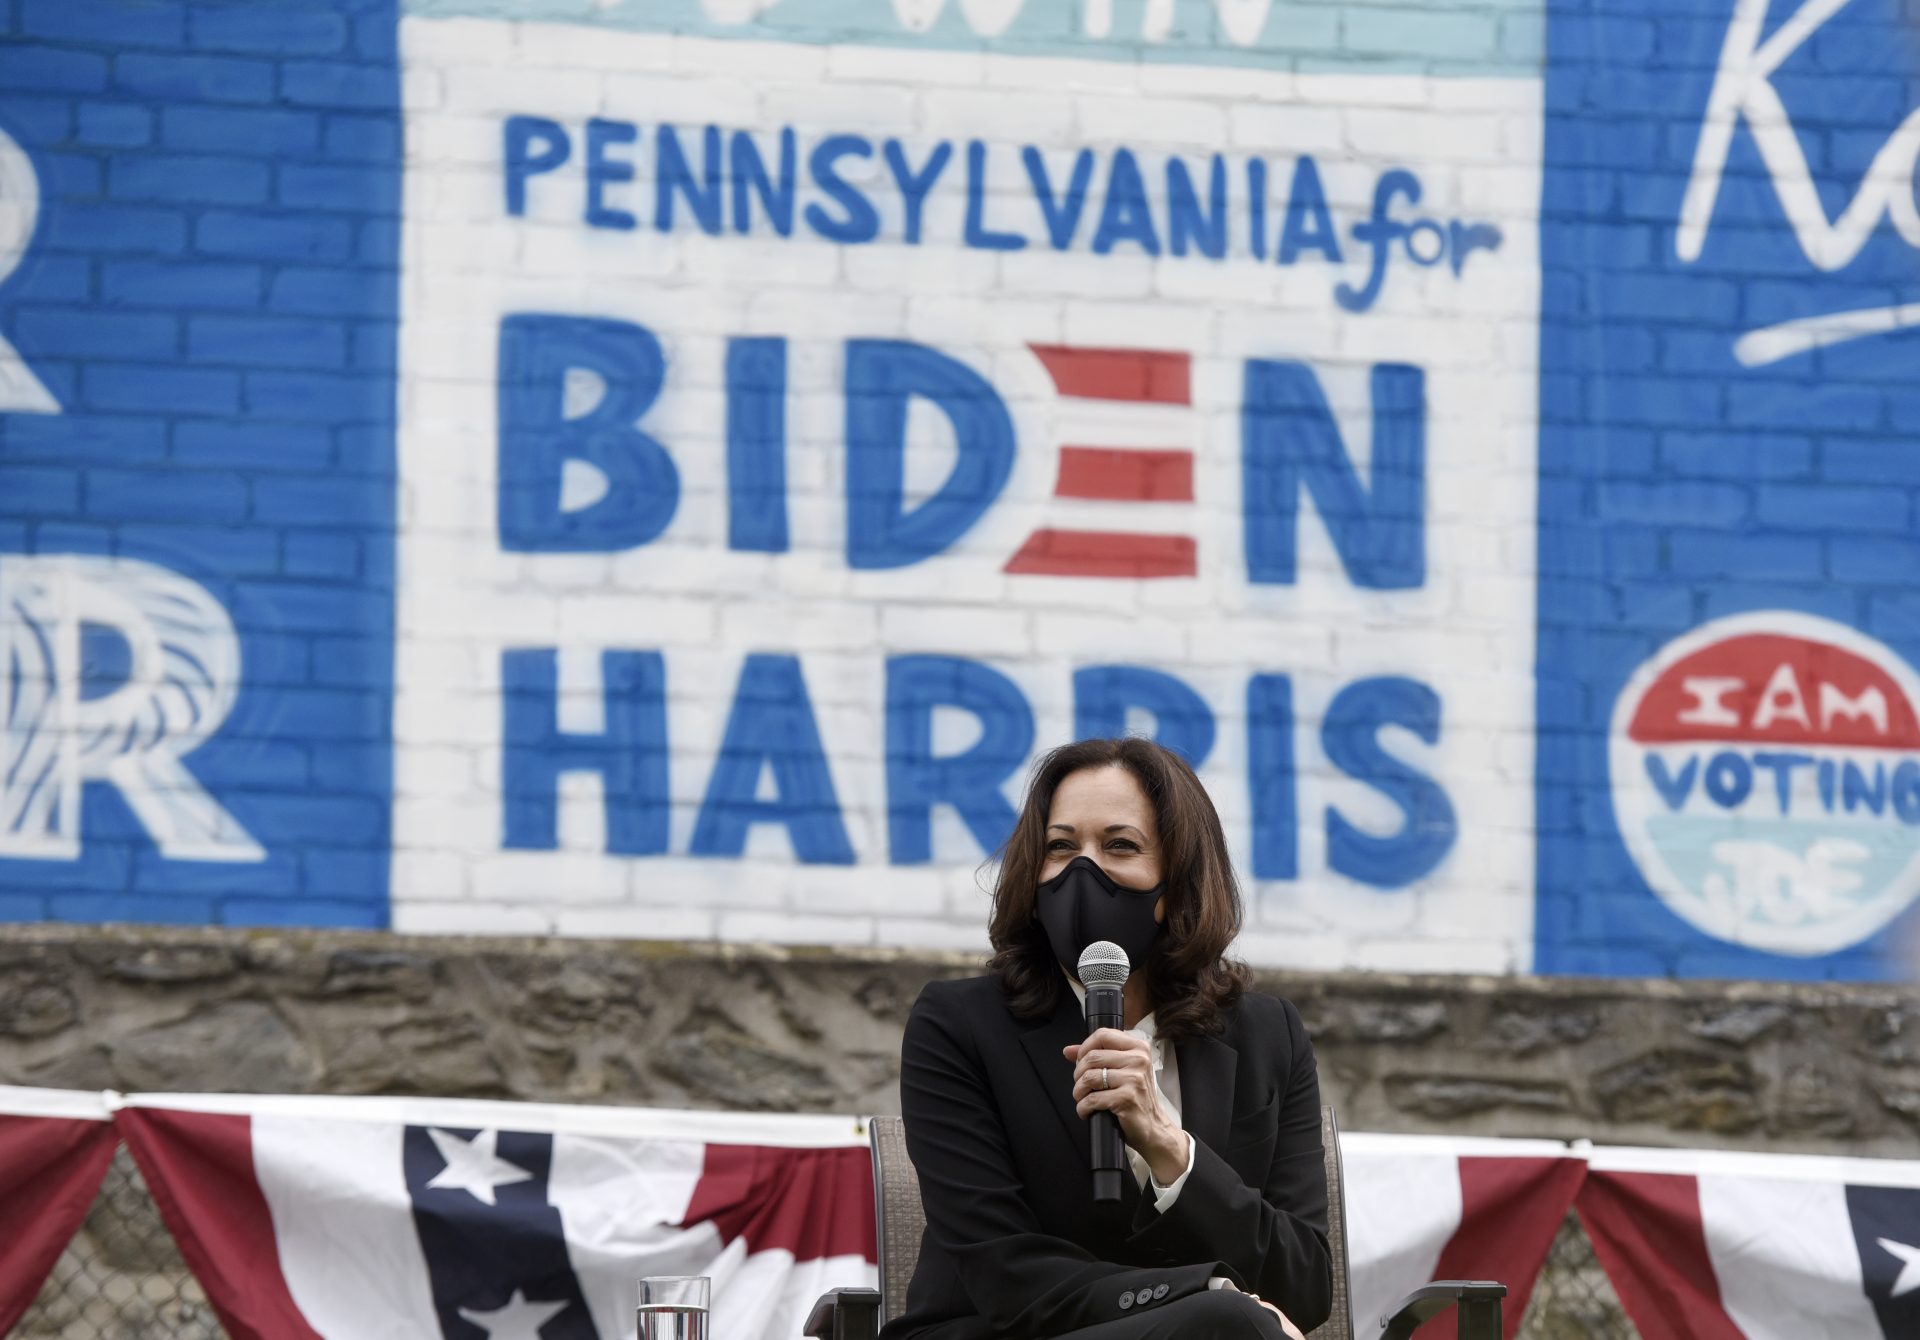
<box><xmin>881</xmin><ymin>974</ymin><xmax>1331</xmax><ymax>1340</ymax></box>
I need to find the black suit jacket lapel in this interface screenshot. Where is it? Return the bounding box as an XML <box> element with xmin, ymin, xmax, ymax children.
<box><xmin>1018</xmin><ymin>989</ymin><xmax>1092</xmax><ymax>1156</ymax></box>
<box><xmin>1176</xmin><ymin>1031</ymin><xmax>1237</xmax><ymax>1156</ymax></box>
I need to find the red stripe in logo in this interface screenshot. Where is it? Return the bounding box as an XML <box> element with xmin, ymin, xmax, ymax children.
<box><xmin>1055</xmin><ymin>447</ymin><xmax>1194</xmax><ymax>502</ymax></box>
<box><xmin>1028</xmin><ymin>345</ymin><xmax>1192</xmax><ymax>405</ymax></box>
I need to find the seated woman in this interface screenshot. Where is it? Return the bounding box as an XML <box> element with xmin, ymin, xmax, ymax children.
<box><xmin>882</xmin><ymin>738</ymin><xmax>1331</xmax><ymax>1340</ymax></box>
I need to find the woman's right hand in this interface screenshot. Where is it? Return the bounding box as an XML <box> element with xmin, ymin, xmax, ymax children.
<box><xmin>1216</xmin><ymin>1280</ymin><xmax>1306</xmax><ymax>1340</ymax></box>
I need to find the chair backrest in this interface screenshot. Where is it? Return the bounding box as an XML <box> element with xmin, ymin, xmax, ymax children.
<box><xmin>869</xmin><ymin>1107</ymin><xmax>1356</xmax><ymax>1340</ymax></box>
<box><xmin>1307</xmin><ymin>1104</ymin><xmax>1356</xmax><ymax>1340</ymax></box>
<box><xmin>869</xmin><ymin>1115</ymin><xmax>924</xmax><ymax>1328</ymax></box>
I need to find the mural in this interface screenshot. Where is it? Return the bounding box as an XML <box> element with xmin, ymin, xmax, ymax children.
<box><xmin>0</xmin><ymin>0</ymin><xmax>1915</xmax><ymax>978</ymax></box>
<box><xmin>392</xmin><ymin>17</ymin><xmax>1540</xmax><ymax>969</ymax></box>
<box><xmin>1534</xmin><ymin>0</ymin><xmax>1920</xmax><ymax>978</ymax></box>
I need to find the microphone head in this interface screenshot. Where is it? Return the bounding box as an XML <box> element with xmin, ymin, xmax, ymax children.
<box><xmin>1078</xmin><ymin>941</ymin><xmax>1131</xmax><ymax>989</ymax></box>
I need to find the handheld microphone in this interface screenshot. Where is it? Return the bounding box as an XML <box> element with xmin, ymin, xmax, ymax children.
<box><xmin>1077</xmin><ymin>941</ymin><xmax>1130</xmax><ymax>1204</ymax></box>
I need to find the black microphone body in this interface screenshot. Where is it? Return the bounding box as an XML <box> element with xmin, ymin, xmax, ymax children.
<box><xmin>1084</xmin><ymin>979</ymin><xmax>1126</xmax><ymax>1204</ymax></box>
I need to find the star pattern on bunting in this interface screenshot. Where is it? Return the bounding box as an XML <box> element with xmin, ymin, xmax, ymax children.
<box><xmin>457</xmin><ymin>1288</ymin><xmax>570</xmax><ymax>1340</ymax></box>
<box><xmin>1880</xmin><ymin>1237</ymin><xmax>1920</xmax><ymax>1299</ymax></box>
<box><xmin>425</xmin><ymin>1127</ymin><xmax>534</xmax><ymax>1206</ymax></box>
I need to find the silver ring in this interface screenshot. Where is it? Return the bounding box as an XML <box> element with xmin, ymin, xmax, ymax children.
<box><xmin>1101</xmin><ymin>1067</ymin><xmax>1110</xmax><ymax>1090</ymax></box>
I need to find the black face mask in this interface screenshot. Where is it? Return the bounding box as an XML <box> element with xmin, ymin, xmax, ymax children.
<box><xmin>1035</xmin><ymin>856</ymin><xmax>1164</xmax><ymax>979</ymax></box>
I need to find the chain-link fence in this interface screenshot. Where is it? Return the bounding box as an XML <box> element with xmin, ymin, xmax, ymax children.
<box><xmin>16</xmin><ymin>1151</ymin><xmax>1639</xmax><ymax>1339</ymax></box>
<box><xmin>16</xmin><ymin>1148</ymin><xmax>223</xmax><ymax>1340</ymax></box>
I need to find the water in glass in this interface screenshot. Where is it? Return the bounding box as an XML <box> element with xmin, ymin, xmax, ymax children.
<box><xmin>637</xmin><ymin>1303</ymin><xmax>707</xmax><ymax>1340</ymax></box>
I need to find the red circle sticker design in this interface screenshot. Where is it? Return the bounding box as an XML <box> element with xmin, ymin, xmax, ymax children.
<box><xmin>1609</xmin><ymin>612</ymin><xmax>1920</xmax><ymax>955</ymax></box>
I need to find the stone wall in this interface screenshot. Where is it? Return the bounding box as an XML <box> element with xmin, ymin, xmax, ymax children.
<box><xmin>3</xmin><ymin>925</ymin><xmax>1917</xmax><ymax>1157</ymax></box>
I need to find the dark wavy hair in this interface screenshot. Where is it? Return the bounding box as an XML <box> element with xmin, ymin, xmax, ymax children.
<box><xmin>986</xmin><ymin>738</ymin><xmax>1250</xmax><ymax>1041</ymax></box>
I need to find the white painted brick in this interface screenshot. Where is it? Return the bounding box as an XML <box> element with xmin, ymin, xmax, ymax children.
<box><xmin>443</xmin><ymin>65</ymin><xmax>606</xmax><ymax>117</ymax></box>
<box><xmin>556</xmin><ymin>906</ymin><xmax>718</xmax><ymax>940</ymax></box>
<box><xmin>599</xmin><ymin>73</ymin><xmax>762</xmax><ymax>125</ymax></box>
<box><xmin>829</xmin><ymin>42</ymin><xmax>985</xmax><ymax>86</ymax></box>
<box><xmin>410</xmin><ymin>15</ymin><xmax>515</xmax><ymax>63</ymax></box>
<box><xmin>716</xmin><ymin>912</ymin><xmax>875</xmax><ymax>946</ymax></box>
<box><xmin>394</xmin><ymin>901</ymin><xmax>556</xmax><ymax>935</ymax></box>
<box><xmin>1075</xmin><ymin>94</ymin><xmax>1226</xmax><ymax>148</ymax></box>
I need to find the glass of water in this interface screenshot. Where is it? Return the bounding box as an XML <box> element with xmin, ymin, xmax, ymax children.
<box><xmin>638</xmin><ymin>1275</ymin><xmax>709</xmax><ymax>1340</ymax></box>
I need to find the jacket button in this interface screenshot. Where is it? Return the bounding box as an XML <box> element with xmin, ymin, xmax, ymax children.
<box><xmin>1118</xmin><ymin>1293</ymin><xmax>1134</xmax><ymax>1311</ymax></box>
<box><xmin>1152</xmin><ymin>1284</ymin><xmax>1169</xmax><ymax>1300</ymax></box>
<box><xmin>1135</xmin><ymin>1289</ymin><xmax>1155</xmax><ymax>1306</ymax></box>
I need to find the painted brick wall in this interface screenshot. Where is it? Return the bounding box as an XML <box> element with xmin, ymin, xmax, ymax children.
<box><xmin>0</xmin><ymin>0</ymin><xmax>399</xmax><ymax>927</ymax></box>
<box><xmin>3</xmin><ymin>0</ymin><xmax>1918</xmax><ymax>981</ymax></box>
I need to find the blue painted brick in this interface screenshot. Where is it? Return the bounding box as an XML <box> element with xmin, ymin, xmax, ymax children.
<box><xmin>114</xmin><ymin>51</ymin><xmax>273</xmax><ymax>104</ymax></box>
<box><xmin>1866</xmin><ymin>594</ymin><xmax>1920</xmax><ymax>637</ymax></box>
<box><xmin>284</xmin><ymin>533</ymin><xmax>360</xmax><ymax>579</ymax></box>
<box><xmin>3</xmin><ymin>411</ymin><xmax>166</xmax><ymax>460</ymax></box>
<box><xmin>280</xmin><ymin>60</ymin><xmax>396</xmax><ymax>110</ymax></box>
<box><xmin>103</xmin><ymin>259</ymin><xmax>261</xmax><ymax>309</ymax></box>
<box><xmin>1701</xmin><ymin>582</ymin><xmax>1858</xmax><ymax>624</ymax></box>
<box><xmin>1668</xmin><ymin>529</ymin><xmax>1823</xmax><ymax>579</ymax></box>
<box><xmin>0</xmin><ymin>894</ymin><xmax>51</xmax><ymax>922</ymax></box>
<box><xmin>86</xmin><ymin>466</ymin><xmax>247</xmax><ymax>521</ymax></box>
<box><xmin>1660</xmin><ymin>430</ymin><xmax>1814</xmax><ymax>481</ymax></box>
<box><xmin>188</xmin><ymin>5</ymin><xmax>347</xmax><ymax>56</ymax></box>
<box><xmin>284</xmin><ymin>796</ymin><xmax>387</xmax><ymax>843</ymax></box>
<box><xmin>236</xmin><ymin>580</ymin><xmax>383</xmax><ymax>635</ymax></box>
<box><xmin>309</xmin><ymin>636</ymin><xmax>388</xmax><ymax>687</ymax></box>
<box><xmin>335</xmin><ymin>425</ymin><xmax>396</xmax><ymax>466</ymax></box>
<box><xmin>245</xmin><ymin>370</ymin><xmax>389</xmax><ymax>421</ymax></box>
<box><xmin>174</xmin><ymin>418</ymin><xmax>332</xmax><ymax>468</ymax></box>
<box><xmin>16</xmin><ymin>308</ymin><xmax>177</xmax><ymax>359</ymax></box>
<box><xmin>1821</xmin><ymin>439</ymin><xmax>1913</xmax><ymax>484</ymax></box>
<box><xmin>188</xmin><ymin>315</ymin><xmax>348</xmax><ymax>369</ymax></box>
<box><xmin>161</xmin><ymin>105</ymin><xmax>320</xmax><ymax>156</ymax></box>
<box><xmin>253</xmin><ymin>474</ymin><xmax>384</xmax><ymax>527</ymax></box>
<box><xmin>1593</xmin><ymin>376</ymin><xmax>1723</xmax><ymax>427</ymax></box>
<box><xmin>82</xmin><ymin>363</ymin><xmax>239</xmax><ymax>415</ymax></box>
<box><xmin>111</xmin><ymin>153</ymin><xmax>269</xmax><ymax>206</ymax></box>
<box><xmin>355</xmin><ymin>217</ymin><xmax>399</xmax><ymax>265</ymax></box>
<box><xmin>1830</xmin><ymin>537</ymin><xmax>1920</xmax><ymax>582</ymax></box>
<box><xmin>269</xmin><ymin>694</ymin><xmax>385</xmax><ymax>746</ymax></box>
<box><xmin>299</xmin><ymin>848</ymin><xmax>388</xmax><ymax>896</ymax></box>
<box><xmin>1596</xmin><ymin>479</ymin><xmax>1748</xmax><ymax>524</ymax></box>
<box><xmin>76</xmin><ymin>102</ymin><xmax>154</xmax><ymax>148</ymax></box>
<box><xmin>322</xmin><ymin>113</ymin><xmax>400</xmax><ymax>163</ymax></box>
<box><xmin>26</xmin><ymin>521</ymin><xmax>114</xmax><ymax>554</ymax></box>
<box><xmin>50</xmin><ymin>894</ymin><xmax>219</xmax><ymax>926</ymax></box>
<box><xmin>277</xmin><ymin>162</ymin><xmax>400</xmax><ymax>214</ymax></box>
<box><xmin>39</xmin><ymin>203</ymin><xmax>186</xmax><ymax>255</ymax></box>
<box><xmin>1</xmin><ymin>465</ymin><xmax>80</xmax><ymax>514</ymax></box>
<box><xmin>0</xmin><ymin>44</ymin><xmax>108</xmax><ymax>94</ymax></box>
<box><xmin>352</xmin><ymin>12</ymin><xmax>398</xmax><ymax>61</ymax></box>
<box><xmin>135</xmin><ymin>523</ymin><xmax>281</xmax><ymax>576</ymax></box>
<box><xmin>223</xmin><ymin>897</ymin><xmax>383</xmax><ymax>929</ymax></box>
<box><xmin>268</xmin><ymin>266</ymin><xmax>395</xmax><ymax>317</ymax></box>
<box><xmin>1755</xmin><ymin>482</ymin><xmax>1907</xmax><ymax>531</ymax></box>
<box><xmin>41</xmin><ymin>151</ymin><xmax>106</xmax><ymax>200</ymax></box>
<box><xmin>17</xmin><ymin>256</ymin><xmax>93</xmax><ymax>302</ymax></box>
<box><xmin>1727</xmin><ymin>383</ymin><xmax>1883</xmax><ymax>432</ymax></box>
<box><xmin>23</xmin><ymin>0</ymin><xmax>184</xmax><ymax>46</ymax></box>
<box><xmin>5</xmin><ymin>95</ymin><xmax>74</xmax><ymax>141</ymax></box>
<box><xmin>26</xmin><ymin>360</ymin><xmax>78</xmax><ymax>406</ymax></box>
<box><xmin>1597</xmin><ymin>273</ymin><xmax>1740</xmax><ymax>323</ymax></box>
<box><xmin>196</xmin><ymin>209</ymin><xmax>352</xmax><ymax>263</ymax></box>
<box><xmin>189</xmin><ymin>739</ymin><xmax>310</xmax><ymax>788</ymax></box>
<box><xmin>351</xmin><ymin>322</ymin><xmax>395</xmax><ymax>371</ymax></box>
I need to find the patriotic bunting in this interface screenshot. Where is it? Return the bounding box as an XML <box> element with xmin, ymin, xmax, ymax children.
<box><xmin>5</xmin><ymin>1087</ymin><xmax>1919</xmax><ymax>1339</ymax></box>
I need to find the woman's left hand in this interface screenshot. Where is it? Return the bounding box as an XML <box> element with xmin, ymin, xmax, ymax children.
<box><xmin>1064</xmin><ymin>1028</ymin><xmax>1187</xmax><ymax>1184</ymax></box>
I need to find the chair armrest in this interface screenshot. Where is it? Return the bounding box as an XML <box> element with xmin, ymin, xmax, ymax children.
<box><xmin>1379</xmin><ymin>1281</ymin><xmax>1506</xmax><ymax>1340</ymax></box>
<box><xmin>804</xmin><ymin>1287</ymin><xmax>883</xmax><ymax>1340</ymax></box>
